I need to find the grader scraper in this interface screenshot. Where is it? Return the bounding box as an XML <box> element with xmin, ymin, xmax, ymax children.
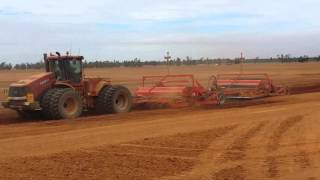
<box><xmin>216</xmin><ymin>73</ymin><xmax>288</xmax><ymax>99</ymax></box>
<box><xmin>135</xmin><ymin>74</ymin><xmax>225</xmax><ymax>107</ymax></box>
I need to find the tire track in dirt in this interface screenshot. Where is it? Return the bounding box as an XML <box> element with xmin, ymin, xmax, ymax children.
<box><xmin>267</xmin><ymin>115</ymin><xmax>304</xmax><ymax>152</ymax></box>
<box><xmin>211</xmin><ymin>165</ymin><xmax>245</xmax><ymax>180</ymax></box>
<box><xmin>210</xmin><ymin>121</ymin><xmax>267</xmax><ymax>180</ymax></box>
<box><xmin>265</xmin><ymin>115</ymin><xmax>304</xmax><ymax>178</ymax></box>
<box><xmin>294</xmin><ymin>151</ymin><xmax>311</xmax><ymax>169</ymax></box>
<box><xmin>221</xmin><ymin>121</ymin><xmax>267</xmax><ymax>162</ymax></box>
<box><xmin>170</xmin><ymin>121</ymin><xmax>267</xmax><ymax>180</ymax></box>
<box><xmin>265</xmin><ymin>147</ymin><xmax>317</xmax><ymax>180</ymax></box>
<box><xmin>290</xmin><ymin>117</ymin><xmax>316</xmax><ymax>180</ymax></box>
<box><xmin>0</xmin><ymin>125</ymin><xmax>236</xmax><ymax>180</ymax></box>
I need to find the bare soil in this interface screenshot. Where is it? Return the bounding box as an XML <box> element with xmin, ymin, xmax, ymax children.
<box><xmin>0</xmin><ymin>63</ymin><xmax>320</xmax><ymax>179</ymax></box>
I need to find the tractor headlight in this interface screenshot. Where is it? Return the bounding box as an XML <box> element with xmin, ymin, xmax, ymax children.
<box><xmin>26</xmin><ymin>93</ymin><xmax>34</xmax><ymax>103</ymax></box>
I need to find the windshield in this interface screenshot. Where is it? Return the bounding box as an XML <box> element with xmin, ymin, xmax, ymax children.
<box><xmin>66</xmin><ymin>60</ymin><xmax>81</xmax><ymax>82</ymax></box>
<box><xmin>48</xmin><ymin>60</ymin><xmax>82</xmax><ymax>83</ymax></box>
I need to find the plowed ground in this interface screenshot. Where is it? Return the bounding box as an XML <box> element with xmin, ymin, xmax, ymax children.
<box><xmin>0</xmin><ymin>63</ymin><xmax>320</xmax><ymax>179</ymax></box>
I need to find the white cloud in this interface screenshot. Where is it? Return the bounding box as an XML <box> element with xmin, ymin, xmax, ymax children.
<box><xmin>0</xmin><ymin>0</ymin><xmax>319</xmax><ymax>62</ymax></box>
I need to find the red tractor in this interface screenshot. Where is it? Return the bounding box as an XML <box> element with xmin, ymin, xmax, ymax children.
<box><xmin>2</xmin><ymin>52</ymin><xmax>132</xmax><ymax>119</ymax></box>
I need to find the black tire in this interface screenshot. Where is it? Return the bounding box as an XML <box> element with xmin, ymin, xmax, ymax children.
<box><xmin>40</xmin><ymin>88</ymin><xmax>57</xmax><ymax>119</ymax></box>
<box><xmin>95</xmin><ymin>85</ymin><xmax>132</xmax><ymax>114</ymax></box>
<box><xmin>95</xmin><ymin>86</ymin><xmax>112</xmax><ymax>114</ymax></box>
<box><xmin>46</xmin><ymin>88</ymin><xmax>83</xmax><ymax>120</ymax></box>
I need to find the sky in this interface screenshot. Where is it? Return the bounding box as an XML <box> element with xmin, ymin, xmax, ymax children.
<box><xmin>0</xmin><ymin>0</ymin><xmax>319</xmax><ymax>63</ymax></box>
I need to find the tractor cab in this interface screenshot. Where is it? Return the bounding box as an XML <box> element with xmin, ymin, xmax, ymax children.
<box><xmin>44</xmin><ymin>52</ymin><xmax>83</xmax><ymax>83</ymax></box>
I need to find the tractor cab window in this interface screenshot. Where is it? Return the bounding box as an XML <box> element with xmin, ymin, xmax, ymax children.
<box><xmin>48</xmin><ymin>60</ymin><xmax>82</xmax><ymax>83</ymax></box>
<box><xmin>66</xmin><ymin>60</ymin><xmax>82</xmax><ymax>83</ymax></box>
<box><xmin>49</xmin><ymin>60</ymin><xmax>65</xmax><ymax>81</ymax></box>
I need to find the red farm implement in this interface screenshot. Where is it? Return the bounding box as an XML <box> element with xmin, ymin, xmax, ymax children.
<box><xmin>135</xmin><ymin>74</ymin><xmax>225</xmax><ymax>108</ymax></box>
<box><xmin>216</xmin><ymin>73</ymin><xmax>288</xmax><ymax>99</ymax></box>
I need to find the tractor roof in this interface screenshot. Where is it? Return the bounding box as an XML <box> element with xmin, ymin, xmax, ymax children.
<box><xmin>46</xmin><ymin>55</ymin><xmax>84</xmax><ymax>61</ymax></box>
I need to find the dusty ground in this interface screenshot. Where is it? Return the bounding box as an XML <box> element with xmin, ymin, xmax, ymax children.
<box><xmin>0</xmin><ymin>63</ymin><xmax>320</xmax><ymax>179</ymax></box>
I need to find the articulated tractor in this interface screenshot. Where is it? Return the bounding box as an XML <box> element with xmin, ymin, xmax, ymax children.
<box><xmin>2</xmin><ymin>52</ymin><xmax>132</xmax><ymax>119</ymax></box>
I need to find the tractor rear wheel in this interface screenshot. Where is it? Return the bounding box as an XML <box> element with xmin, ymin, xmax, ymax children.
<box><xmin>95</xmin><ymin>85</ymin><xmax>132</xmax><ymax>114</ymax></box>
<box><xmin>44</xmin><ymin>88</ymin><xmax>83</xmax><ymax>120</ymax></box>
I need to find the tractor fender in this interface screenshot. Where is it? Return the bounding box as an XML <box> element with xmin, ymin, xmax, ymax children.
<box><xmin>54</xmin><ymin>82</ymin><xmax>75</xmax><ymax>90</ymax></box>
<box><xmin>94</xmin><ymin>81</ymin><xmax>111</xmax><ymax>96</ymax></box>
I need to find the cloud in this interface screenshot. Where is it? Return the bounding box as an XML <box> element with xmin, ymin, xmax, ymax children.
<box><xmin>0</xmin><ymin>0</ymin><xmax>319</xmax><ymax>63</ymax></box>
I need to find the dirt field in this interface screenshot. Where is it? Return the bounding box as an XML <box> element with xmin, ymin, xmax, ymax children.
<box><xmin>0</xmin><ymin>63</ymin><xmax>320</xmax><ymax>179</ymax></box>
<box><xmin>0</xmin><ymin>63</ymin><xmax>320</xmax><ymax>92</ymax></box>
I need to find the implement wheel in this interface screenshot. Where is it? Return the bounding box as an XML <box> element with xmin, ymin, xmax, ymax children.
<box><xmin>217</xmin><ymin>89</ymin><xmax>226</xmax><ymax>105</ymax></box>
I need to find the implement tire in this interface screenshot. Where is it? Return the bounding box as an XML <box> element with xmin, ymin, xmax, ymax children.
<box><xmin>218</xmin><ymin>91</ymin><xmax>226</xmax><ymax>105</ymax></box>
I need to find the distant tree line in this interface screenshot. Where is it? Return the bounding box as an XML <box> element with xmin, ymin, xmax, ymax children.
<box><xmin>0</xmin><ymin>61</ymin><xmax>45</xmax><ymax>70</ymax></box>
<box><xmin>0</xmin><ymin>62</ymin><xmax>12</xmax><ymax>70</ymax></box>
<box><xmin>244</xmin><ymin>54</ymin><xmax>320</xmax><ymax>64</ymax></box>
<box><xmin>0</xmin><ymin>55</ymin><xmax>320</xmax><ymax>70</ymax></box>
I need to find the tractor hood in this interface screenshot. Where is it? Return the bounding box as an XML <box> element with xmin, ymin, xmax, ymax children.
<box><xmin>11</xmin><ymin>72</ymin><xmax>55</xmax><ymax>87</ymax></box>
<box><xmin>9</xmin><ymin>72</ymin><xmax>56</xmax><ymax>99</ymax></box>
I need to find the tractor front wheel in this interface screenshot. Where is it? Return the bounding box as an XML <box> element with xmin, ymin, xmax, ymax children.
<box><xmin>42</xmin><ymin>88</ymin><xmax>83</xmax><ymax>120</ymax></box>
<box><xmin>41</xmin><ymin>88</ymin><xmax>57</xmax><ymax>119</ymax></box>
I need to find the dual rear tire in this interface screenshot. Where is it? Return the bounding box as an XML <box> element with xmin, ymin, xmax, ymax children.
<box><xmin>95</xmin><ymin>86</ymin><xmax>132</xmax><ymax>114</ymax></box>
<box><xmin>40</xmin><ymin>86</ymin><xmax>132</xmax><ymax>120</ymax></box>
